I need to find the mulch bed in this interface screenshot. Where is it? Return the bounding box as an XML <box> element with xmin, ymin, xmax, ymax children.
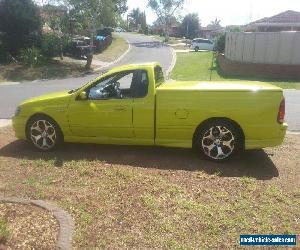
<box><xmin>0</xmin><ymin>203</ymin><xmax>58</xmax><ymax>249</ymax></box>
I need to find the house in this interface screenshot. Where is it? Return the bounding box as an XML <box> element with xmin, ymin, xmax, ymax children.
<box><xmin>39</xmin><ymin>5</ymin><xmax>68</xmax><ymax>33</ymax></box>
<box><xmin>244</xmin><ymin>10</ymin><xmax>300</xmax><ymax>32</ymax></box>
<box><xmin>198</xmin><ymin>27</ymin><xmax>224</xmax><ymax>39</ymax></box>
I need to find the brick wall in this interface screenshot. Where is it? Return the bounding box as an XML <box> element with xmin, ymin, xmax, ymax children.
<box><xmin>218</xmin><ymin>54</ymin><xmax>300</xmax><ymax>80</ymax></box>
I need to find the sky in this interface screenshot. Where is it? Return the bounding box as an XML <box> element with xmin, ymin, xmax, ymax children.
<box><xmin>125</xmin><ymin>0</ymin><xmax>300</xmax><ymax>26</ymax></box>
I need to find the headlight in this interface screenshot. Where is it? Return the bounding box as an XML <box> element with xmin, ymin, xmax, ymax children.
<box><xmin>14</xmin><ymin>106</ymin><xmax>21</xmax><ymax>116</ymax></box>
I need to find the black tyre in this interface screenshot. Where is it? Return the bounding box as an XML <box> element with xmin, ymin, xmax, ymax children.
<box><xmin>26</xmin><ymin>115</ymin><xmax>63</xmax><ymax>151</ymax></box>
<box><xmin>194</xmin><ymin>120</ymin><xmax>243</xmax><ymax>161</ymax></box>
<box><xmin>195</xmin><ymin>46</ymin><xmax>199</xmax><ymax>52</ymax></box>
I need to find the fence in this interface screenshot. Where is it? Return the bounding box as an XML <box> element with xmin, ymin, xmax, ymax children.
<box><xmin>225</xmin><ymin>32</ymin><xmax>300</xmax><ymax>65</ymax></box>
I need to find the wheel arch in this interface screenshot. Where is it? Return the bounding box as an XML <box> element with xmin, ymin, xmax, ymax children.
<box><xmin>25</xmin><ymin>113</ymin><xmax>64</xmax><ymax>141</ymax></box>
<box><xmin>192</xmin><ymin>117</ymin><xmax>245</xmax><ymax>150</ymax></box>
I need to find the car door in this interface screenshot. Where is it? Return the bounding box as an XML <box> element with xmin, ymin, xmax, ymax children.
<box><xmin>67</xmin><ymin>71</ymin><xmax>136</xmax><ymax>138</ymax></box>
<box><xmin>198</xmin><ymin>39</ymin><xmax>206</xmax><ymax>50</ymax></box>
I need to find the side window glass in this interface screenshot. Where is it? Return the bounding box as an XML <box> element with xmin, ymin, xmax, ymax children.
<box><xmin>88</xmin><ymin>76</ymin><xmax>115</xmax><ymax>100</ymax></box>
<box><xmin>88</xmin><ymin>72</ymin><xmax>134</xmax><ymax>100</ymax></box>
<box><xmin>118</xmin><ymin>72</ymin><xmax>134</xmax><ymax>90</ymax></box>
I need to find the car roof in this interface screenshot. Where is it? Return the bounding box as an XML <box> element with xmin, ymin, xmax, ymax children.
<box><xmin>106</xmin><ymin>62</ymin><xmax>162</xmax><ymax>74</ymax></box>
<box><xmin>193</xmin><ymin>38</ymin><xmax>211</xmax><ymax>41</ymax></box>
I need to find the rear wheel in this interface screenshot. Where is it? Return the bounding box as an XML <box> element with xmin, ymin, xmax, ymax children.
<box><xmin>194</xmin><ymin>120</ymin><xmax>242</xmax><ymax>161</ymax></box>
<box><xmin>27</xmin><ymin>116</ymin><xmax>62</xmax><ymax>151</ymax></box>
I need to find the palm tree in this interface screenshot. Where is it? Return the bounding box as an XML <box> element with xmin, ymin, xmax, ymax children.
<box><xmin>208</xmin><ymin>18</ymin><xmax>221</xmax><ymax>29</ymax></box>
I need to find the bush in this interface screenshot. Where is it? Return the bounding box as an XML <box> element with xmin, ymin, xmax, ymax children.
<box><xmin>214</xmin><ymin>33</ymin><xmax>225</xmax><ymax>53</ymax></box>
<box><xmin>0</xmin><ymin>43</ymin><xmax>9</xmax><ymax>64</ymax></box>
<box><xmin>40</xmin><ymin>33</ymin><xmax>62</xmax><ymax>58</ymax></box>
<box><xmin>19</xmin><ymin>47</ymin><xmax>44</xmax><ymax>67</ymax></box>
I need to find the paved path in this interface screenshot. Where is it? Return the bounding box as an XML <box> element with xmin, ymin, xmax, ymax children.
<box><xmin>284</xmin><ymin>90</ymin><xmax>300</xmax><ymax>131</ymax></box>
<box><xmin>0</xmin><ymin>33</ymin><xmax>173</xmax><ymax>119</ymax></box>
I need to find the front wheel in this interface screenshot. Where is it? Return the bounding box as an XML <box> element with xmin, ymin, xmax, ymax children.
<box><xmin>194</xmin><ymin>120</ymin><xmax>242</xmax><ymax>161</ymax></box>
<box><xmin>194</xmin><ymin>46</ymin><xmax>199</xmax><ymax>52</ymax></box>
<box><xmin>27</xmin><ymin>116</ymin><xmax>62</xmax><ymax>151</ymax></box>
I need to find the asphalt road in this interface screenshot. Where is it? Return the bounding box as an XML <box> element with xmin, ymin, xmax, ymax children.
<box><xmin>0</xmin><ymin>32</ymin><xmax>299</xmax><ymax>131</ymax></box>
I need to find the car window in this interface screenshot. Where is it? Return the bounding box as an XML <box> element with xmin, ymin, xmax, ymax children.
<box><xmin>154</xmin><ymin>66</ymin><xmax>164</xmax><ymax>87</ymax></box>
<box><xmin>87</xmin><ymin>70</ymin><xmax>149</xmax><ymax>100</ymax></box>
<box><xmin>88</xmin><ymin>71</ymin><xmax>134</xmax><ymax>100</ymax></box>
<box><xmin>118</xmin><ymin>72</ymin><xmax>134</xmax><ymax>90</ymax></box>
<box><xmin>131</xmin><ymin>70</ymin><xmax>149</xmax><ymax>98</ymax></box>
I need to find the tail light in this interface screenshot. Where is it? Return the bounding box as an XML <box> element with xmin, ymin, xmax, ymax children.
<box><xmin>277</xmin><ymin>98</ymin><xmax>285</xmax><ymax>124</ymax></box>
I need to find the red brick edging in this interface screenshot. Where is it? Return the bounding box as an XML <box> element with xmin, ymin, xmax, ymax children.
<box><xmin>0</xmin><ymin>196</ymin><xmax>74</xmax><ymax>250</ymax></box>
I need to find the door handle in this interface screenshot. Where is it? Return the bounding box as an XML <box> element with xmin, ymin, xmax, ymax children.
<box><xmin>114</xmin><ymin>106</ymin><xmax>127</xmax><ymax>111</ymax></box>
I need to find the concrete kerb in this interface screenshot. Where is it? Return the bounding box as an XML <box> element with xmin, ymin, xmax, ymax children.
<box><xmin>0</xmin><ymin>196</ymin><xmax>74</xmax><ymax>250</ymax></box>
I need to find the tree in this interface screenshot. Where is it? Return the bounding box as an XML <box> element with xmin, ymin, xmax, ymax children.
<box><xmin>208</xmin><ymin>18</ymin><xmax>222</xmax><ymax>30</ymax></box>
<box><xmin>214</xmin><ymin>33</ymin><xmax>225</xmax><ymax>53</ymax></box>
<box><xmin>180</xmin><ymin>13</ymin><xmax>200</xmax><ymax>39</ymax></box>
<box><xmin>148</xmin><ymin>0</ymin><xmax>184</xmax><ymax>41</ymax></box>
<box><xmin>66</xmin><ymin>0</ymin><xmax>128</xmax><ymax>69</ymax></box>
<box><xmin>0</xmin><ymin>0</ymin><xmax>42</xmax><ymax>56</ymax></box>
<box><xmin>40</xmin><ymin>4</ymin><xmax>69</xmax><ymax>59</ymax></box>
<box><xmin>128</xmin><ymin>8</ymin><xmax>147</xmax><ymax>33</ymax></box>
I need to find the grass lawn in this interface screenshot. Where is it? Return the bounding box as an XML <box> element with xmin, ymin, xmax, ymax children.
<box><xmin>0</xmin><ymin>60</ymin><xmax>86</xmax><ymax>83</ymax></box>
<box><xmin>0</xmin><ymin>126</ymin><xmax>299</xmax><ymax>248</ymax></box>
<box><xmin>94</xmin><ymin>33</ymin><xmax>129</xmax><ymax>62</ymax></box>
<box><xmin>171</xmin><ymin>51</ymin><xmax>300</xmax><ymax>89</ymax></box>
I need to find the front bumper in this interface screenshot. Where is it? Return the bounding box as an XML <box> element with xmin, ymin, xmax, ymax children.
<box><xmin>12</xmin><ymin>116</ymin><xmax>27</xmax><ymax>140</ymax></box>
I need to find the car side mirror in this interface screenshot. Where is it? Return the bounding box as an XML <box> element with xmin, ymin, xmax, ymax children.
<box><xmin>78</xmin><ymin>91</ymin><xmax>87</xmax><ymax>100</ymax></box>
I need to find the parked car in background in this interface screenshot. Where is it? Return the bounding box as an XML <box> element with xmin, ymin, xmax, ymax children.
<box><xmin>12</xmin><ymin>62</ymin><xmax>287</xmax><ymax>162</ymax></box>
<box><xmin>65</xmin><ymin>36</ymin><xmax>93</xmax><ymax>58</ymax></box>
<box><xmin>191</xmin><ymin>38</ymin><xmax>214</xmax><ymax>51</ymax></box>
<box><xmin>115</xmin><ymin>27</ymin><xmax>125</xmax><ymax>32</ymax></box>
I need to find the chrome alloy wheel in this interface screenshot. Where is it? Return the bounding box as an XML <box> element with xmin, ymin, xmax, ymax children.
<box><xmin>30</xmin><ymin>120</ymin><xmax>56</xmax><ymax>150</ymax></box>
<box><xmin>201</xmin><ymin>125</ymin><xmax>235</xmax><ymax>160</ymax></box>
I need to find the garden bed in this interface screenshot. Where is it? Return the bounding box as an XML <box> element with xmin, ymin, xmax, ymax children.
<box><xmin>0</xmin><ymin>60</ymin><xmax>86</xmax><ymax>83</ymax></box>
<box><xmin>0</xmin><ymin>203</ymin><xmax>58</xmax><ymax>249</ymax></box>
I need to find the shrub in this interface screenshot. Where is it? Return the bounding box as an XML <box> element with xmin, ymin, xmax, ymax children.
<box><xmin>40</xmin><ymin>33</ymin><xmax>61</xmax><ymax>58</ymax></box>
<box><xmin>41</xmin><ymin>33</ymin><xmax>69</xmax><ymax>58</ymax></box>
<box><xmin>214</xmin><ymin>33</ymin><xmax>225</xmax><ymax>53</ymax></box>
<box><xmin>0</xmin><ymin>43</ymin><xmax>9</xmax><ymax>64</ymax></box>
<box><xmin>19</xmin><ymin>47</ymin><xmax>44</xmax><ymax>67</ymax></box>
